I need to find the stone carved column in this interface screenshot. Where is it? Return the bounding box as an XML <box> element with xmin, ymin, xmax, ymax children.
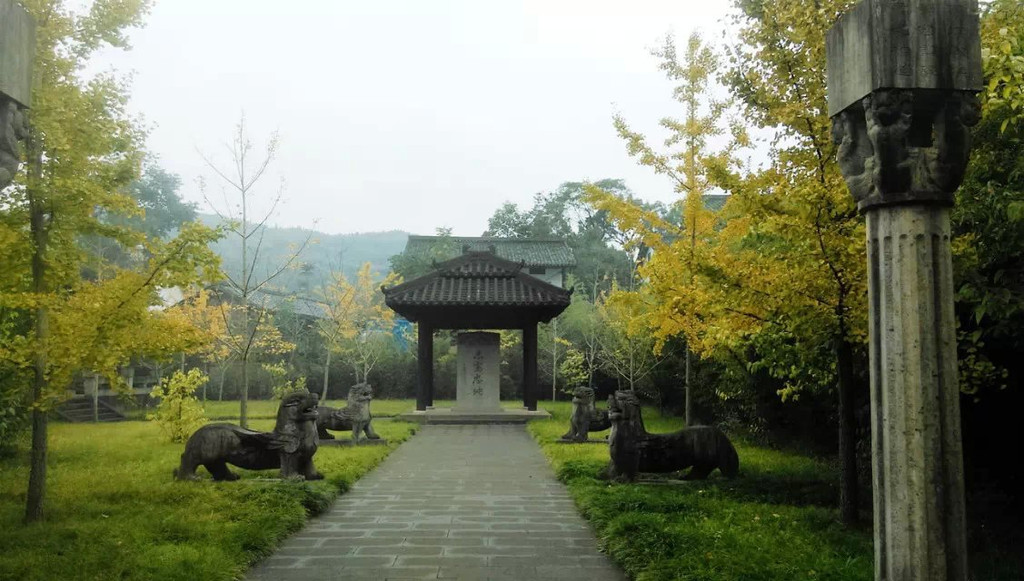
<box><xmin>863</xmin><ymin>205</ymin><xmax>967</xmax><ymax>580</ymax></box>
<box><xmin>827</xmin><ymin>1</ymin><xmax>982</xmax><ymax>579</ymax></box>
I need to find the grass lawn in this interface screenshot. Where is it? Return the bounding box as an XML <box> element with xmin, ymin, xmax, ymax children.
<box><xmin>528</xmin><ymin>402</ymin><xmax>874</xmax><ymax>581</ymax></box>
<box><xmin>0</xmin><ymin>417</ymin><xmax>415</xmax><ymax>581</ymax></box>
<box><xmin>198</xmin><ymin>398</ymin><xmax>533</xmax><ymax>420</ymax></box>
<box><xmin>198</xmin><ymin>398</ymin><xmax>425</xmax><ymax>420</ymax></box>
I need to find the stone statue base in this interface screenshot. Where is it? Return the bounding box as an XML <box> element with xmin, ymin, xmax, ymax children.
<box><xmin>319</xmin><ymin>438</ymin><xmax>388</xmax><ymax>447</ymax></box>
<box><xmin>556</xmin><ymin>438</ymin><xmax>607</xmax><ymax>444</ymax></box>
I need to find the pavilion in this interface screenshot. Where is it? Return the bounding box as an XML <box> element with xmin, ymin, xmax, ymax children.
<box><xmin>382</xmin><ymin>251</ymin><xmax>572</xmax><ymax>417</ymax></box>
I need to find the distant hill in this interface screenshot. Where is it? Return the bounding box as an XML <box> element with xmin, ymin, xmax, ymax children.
<box><xmin>199</xmin><ymin>214</ymin><xmax>410</xmax><ymax>293</ymax></box>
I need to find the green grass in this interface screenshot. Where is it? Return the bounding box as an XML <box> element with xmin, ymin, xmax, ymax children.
<box><xmin>0</xmin><ymin>418</ymin><xmax>416</xmax><ymax>581</ymax></box>
<box><xmin>199</xmin><ymin>398</ymin><xmax>423</xmax><ymax>420</ymax></box>
<box><xmin>528</xmin><ymin>403</ymin><xmax>873</xmax><ymax>581</ymax></box>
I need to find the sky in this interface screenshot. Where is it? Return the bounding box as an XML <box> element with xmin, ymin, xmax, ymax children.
<box><xmin>92</xmin><ymin>0</ymin><xmax>738</xmax><ymax>236</ymax></box>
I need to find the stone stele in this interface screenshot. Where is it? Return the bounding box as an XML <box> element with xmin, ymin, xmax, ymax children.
<box><xmin>0</xmin><ymin>0</ymin><xmax>35</xmax><ymax>108</ymax></box>
<box><xmin>826</xmin><ymin>0</ymin><xmax>983</xmax><ymax>117</ymax></box>
<box><xmin>455</xmin><ymin>331</ymin><xmax>501</xmax><ymax>413</ymax></box>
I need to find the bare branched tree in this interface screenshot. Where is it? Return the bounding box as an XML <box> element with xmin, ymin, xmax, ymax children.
<box><xmin>199</xmin><ymin>116</ymin><xmax>311</xmax><ymax>427</ymax></box>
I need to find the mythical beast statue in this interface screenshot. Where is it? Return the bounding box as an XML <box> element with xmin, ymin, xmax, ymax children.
<box><xmin>607</xmin><ymin>390</ymin><xmax>738</xmax><ymax>482</ymax></box>
<box><xmin>317</xmin><ymin>383</ymin><xmax>381</xmax><ymax>443</ymax></box>
<box><xmin>174</xmin><ymin>391</ymin><xmax>323</xmax><ymax>481</ymax></box>
<box><xmin>560</xmin><ymin>386</ymin><xmax>611</xmax><ymax>442</ymax></box>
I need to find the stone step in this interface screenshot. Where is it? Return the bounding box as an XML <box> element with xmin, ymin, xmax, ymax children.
<box><xmin>398</xmin><ymin>407</ymin><xmax>551</xmax><ymax>425</ymax></box>
<box><xmin>56</xmin><ymin>400</ymin><xmax>126</xmax><ymax>423</ymax></box>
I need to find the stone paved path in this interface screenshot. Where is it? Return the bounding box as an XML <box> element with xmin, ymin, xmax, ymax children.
<box><xmin>246</xmin><ymin>424</ymin><xmax>626</xmax><ymax>581</ymax></box>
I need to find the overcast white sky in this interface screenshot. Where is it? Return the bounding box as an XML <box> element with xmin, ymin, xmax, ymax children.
<box><xmin>93</xmin><ymin>0</ymin><xmax>736</xmax><ymax>236</ymax></box>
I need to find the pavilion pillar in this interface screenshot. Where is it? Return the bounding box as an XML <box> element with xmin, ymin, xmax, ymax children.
<box><xmin>522</xmin><ymin>322</ymin><xmax>538</xmax><ymax>411</ymax></box>
<box><xmin>416</xmin><ymin>322</ymin><xmax>433</xmax><ymax>412</ymax></box>
<box><xmin>827</xmin><ymin>2</ymin><xmax>981</xmax><ymax>579</ymax></box>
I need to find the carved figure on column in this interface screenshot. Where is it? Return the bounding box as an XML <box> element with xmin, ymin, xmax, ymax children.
<box><xmin>0</xmin><ymin>97</ymin><xmax>27</xmax><ymax>190</ymax></box>
<box><xmin>831</xmin><ymin>90</ymin><xmax>981</xmax><ymax>210</ymax></box>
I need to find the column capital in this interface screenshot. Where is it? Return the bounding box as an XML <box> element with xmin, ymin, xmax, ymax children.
<box><xmin>831</xmin><ymin>89</ymin><xmax>980</xmax><ymax>212</ymax></box>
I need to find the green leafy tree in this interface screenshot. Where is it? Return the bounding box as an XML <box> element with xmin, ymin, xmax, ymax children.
<box><xmin>606</xmin><ymin>31</ymin><xmax>746</xmax><ymax>426</ymax></box>
<box><xmin>128</xmin><ymin>164</ymin><xmax>198</xmax><ymax>239</ymax></box>
<box><xmin>981</xmin><ymin>0</ymin><xmax>1024</xmax><ymax>133</ymax></box>
<box><xmin>148</xmin><ymin>368</ymin><xmax>208</xmax><ymax>443</ymax></box>
<box><xmin>559</xmin><ymin>286</ymin><xmax>605</xmax><ymax>388</ymax></box>
<box><xmin>719</xmin><ymin>0</ymin><xmax>866</xmax><ymax>525</ymax></box>
<box><xmin>483</xmin><ymin>180</ymin><xmax>639</xmax><ymax>295</ymax></box>
<box><xmin>595</xmin><ymin>284</ymin><xmax>663</xmax><ymax>394</ymax></box>
<box><xmin>388</xmin><ymin>227</ymin><xmax>456</xmax><ymax>280</ymax></box>
<box><xmin>0</xmin><ymin>0</ymin><xmax>224</xmax><ymax>523</ymax></box>
<box><xmin>593</xmin><ymin>0</ymin><xmax>866</xmax><ymax>525</ymax></box>
<box><xmin>952</xmin><ymin>0</ymin><xmax>1024</xmax><ymax>396</ymax></box>
<box><xmin>263</xmin><ymin>361</ymin><xmax>305</xmax><ymax>400</ymax></box>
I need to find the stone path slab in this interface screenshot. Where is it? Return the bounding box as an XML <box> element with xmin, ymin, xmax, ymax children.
<box><xmin>246</xmin><ymin>424</ymin><xmax>625</xmax><ymax>581</ymax></box>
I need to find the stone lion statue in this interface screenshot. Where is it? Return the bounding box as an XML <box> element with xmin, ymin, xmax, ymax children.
<box><xmin>174</xmin><ymin>391</ymin><xmax>323</xmax><ymax>481</ymax></box>
<box><xmin>560</xmin><ymin>386</ymin><xmax>611</xmax><ymax>442</ymax></box>
<box><xmin>607</xmin><ymin>390</ymin><xmax>738</xmax><ymax>482</ymax></box>
<box><xmin>317</xmin><ymin>383</ymin><xmax>380</xmax><ymax>443</ymax></box>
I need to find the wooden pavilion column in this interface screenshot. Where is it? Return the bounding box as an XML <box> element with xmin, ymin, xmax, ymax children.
<box><xmin>522</xmin><ymin>322</ymin><xmax>538</xmax><ymax>411</ymax></box>
<box><xmin>416</xmin><ymin>322</ymin><xmax>434</xmax><ymax>411</ymax></box>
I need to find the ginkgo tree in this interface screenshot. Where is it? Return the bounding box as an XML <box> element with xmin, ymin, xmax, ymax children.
<box><xmin>316</xmin><ymin>262</ymin><xmax>400</xmax><ymax>397</ymax></box>
<box><xmin>721</xmin><ymin>0</ymin><xmax>866</xmax><ymax>526</ymax></box>
<box><xmin>170</xmin><ymin>287</ymin><xmax>234</xmax><ymax>401</ymax></box>
<box><xmin>595</xmin><ymin>283</ymin><xmax>663</xmax><ymax>396</ymax></box>
<box><xmin>0</xmin><ymin>0</ymin><xmax>221</xmax><ymax>525</ymax></box>
<box><xmin>589</xmin><ymin>2</ymin><xmax>868</xmax><ymax>525</ymax></box>
<box><xmin>594</xmin><ymin>31</ymin><xmax>747</xmax><ymax>426</ymax></box>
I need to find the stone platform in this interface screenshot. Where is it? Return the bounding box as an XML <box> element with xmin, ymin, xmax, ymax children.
<box><xmin>398</xmin><ymin>407</ymin><xmax>550</xmax><ymax>425</ymax></box>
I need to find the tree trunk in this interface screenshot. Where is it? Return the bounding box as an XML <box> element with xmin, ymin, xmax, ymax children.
<box><xmin>836</xmin><ymin>337</ymin><xmax>859</xmax><ymax>525</ymax></box>
<box><xmin>218</xmin><ymin>363</ymin><xmax>228</xmax><ymax>401</ymax></box>
<box><xmin>322</xmin><ymin>348</ymin><xmax>331</xmax><ymax>401</ymax></box>
<box><xmin>240</xmin><ymin>351</ymin><xmax>249</xmax><ymax>428</ymax></box>
<box><xmin>25</xmin><ymin>145</ymin><xmax>49</xmax><ymax>523</ymax></box>
<box><xmin>685</xmin><ymin>345</ymin><xmax>693</xmax><ymax>426</ymax></box>
<box><xmin>201</xmin><ymin>362</ymin><xmax>208</xmax><ymax>403</ymax></box>
<box><xmin>91</xmin><ymin>374</ymin><xmax>99</xmax><ymax>423</ymax></box>
<box><xmin>26</xmin><ymin>304</ymin><xmax>48</xmax><ymax>523</ymax></box>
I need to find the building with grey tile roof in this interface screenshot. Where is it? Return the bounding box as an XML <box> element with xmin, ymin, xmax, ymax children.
<box><xmin>403</xmin><ymin>236</ymin><xmax>576</xmax><ymax>268</ymax></box>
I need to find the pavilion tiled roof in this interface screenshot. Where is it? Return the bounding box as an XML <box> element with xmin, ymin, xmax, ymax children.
<box><xmin>382</xmin><ymin>252</ymin><xmax>572</xmax><ymax>309</ymax></box>
<box><xmin>403</xmin><ymin>236</ymin><xmax>576</xmax><ymax>268</ymax></box>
